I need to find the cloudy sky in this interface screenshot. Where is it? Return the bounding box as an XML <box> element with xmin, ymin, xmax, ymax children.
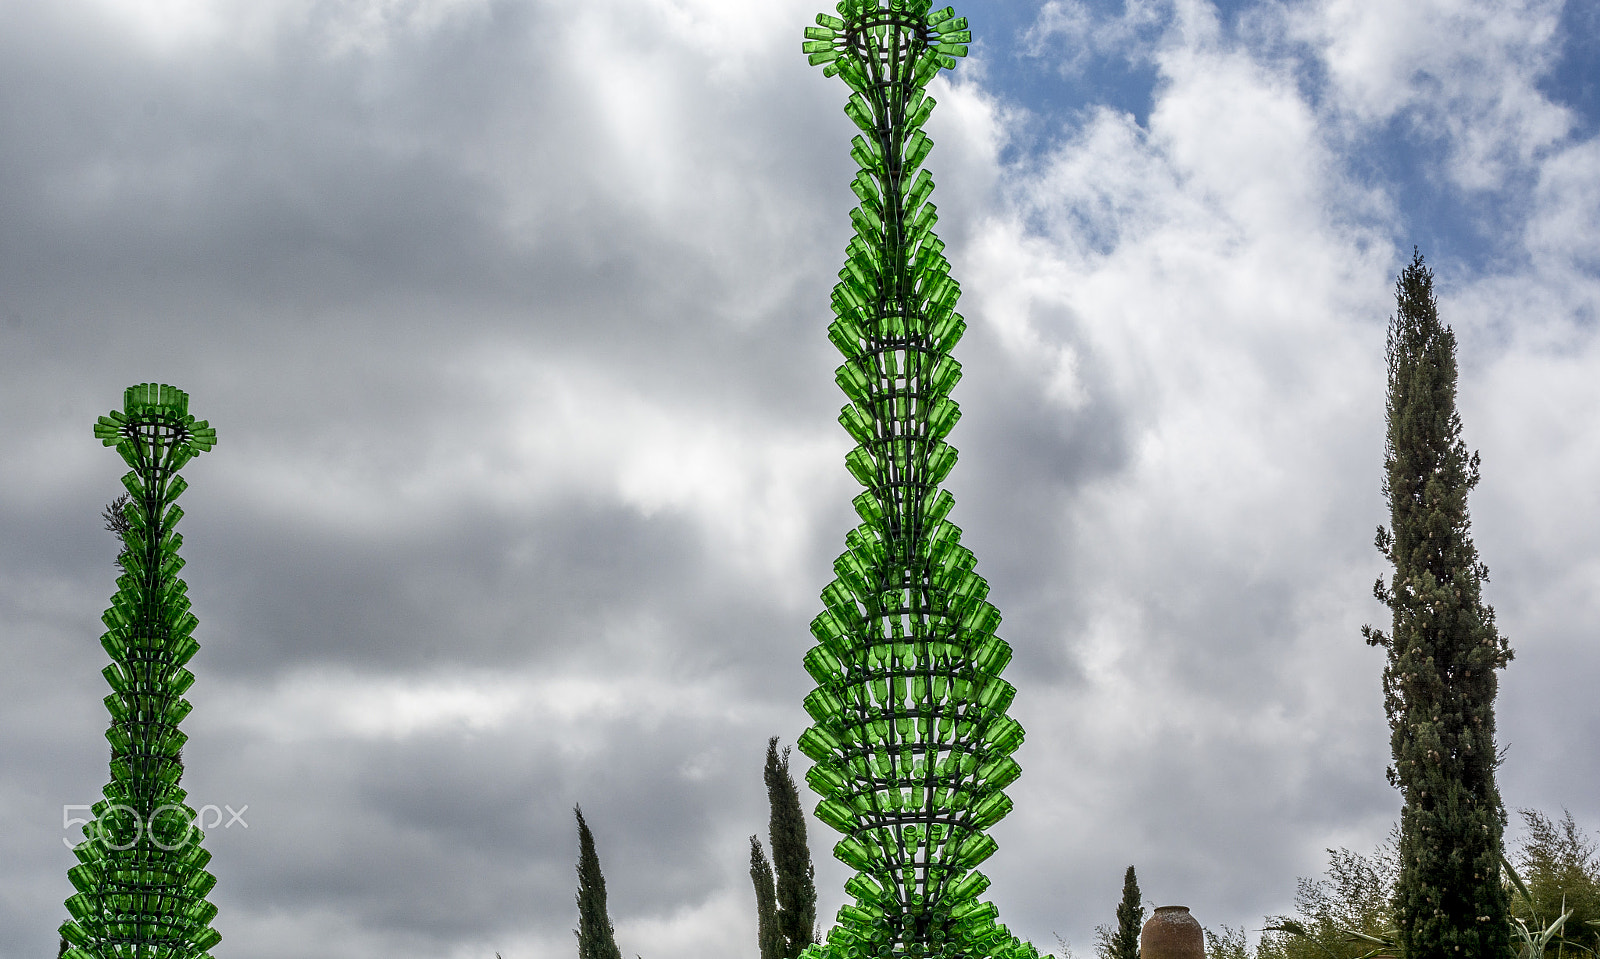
<box><xmin>2</xmin><ymin>0</ymin><xmax>1597</xmax><ymax>956</ymax></box>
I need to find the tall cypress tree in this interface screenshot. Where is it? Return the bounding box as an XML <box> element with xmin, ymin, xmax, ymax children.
<box><xmin>574</xmin><ymin>806</ymin><xmax>624</xmax><ymax>959</ymax></box>
<box><xmin>759</xmin><ymin>737</ymin><xmax>816</xmax><ymax>958</ymax></box>
<box><xmin>1364</xmin><ymin>251</ymin><xmax>1513</xmax><ymax>959</ymax></box>
<box><xmin>1111</xmin><ymin>866</ymin><xmax>1144</xmax><ymax>959</ymax></box>
<box><xmin>752</xmin><ymin>835</ymin><xmax>784</xmax><ymax>959</ymax></box>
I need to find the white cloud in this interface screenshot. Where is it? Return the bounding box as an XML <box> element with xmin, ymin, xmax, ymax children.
<box><xmin>1291</xmin><ymin>0</ymin><xmax>1572</xmax><ymax>190</ymax></box>
<box><xmin>1021</xmin><ymin>0</ymin><xmax>1171</xmax><ymax>72</ymax></box>
<box><xmin>1525</xmin><ymin>137</ymin><xmax>1600</xmax><ymax>271</ymax></box>
<box><xmin>207</xmin><ymin>659</ymin><xmax>763</xmax><ymax>743</ymax></box>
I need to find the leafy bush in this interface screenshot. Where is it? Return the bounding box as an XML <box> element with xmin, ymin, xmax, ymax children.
<box><xmin>1511</xmin><ymin>810</ymin><xmax>1600</xmax><ymax>958</ymax></box>
<box><xmin>1260</xmin><ymin>832</ymin><xmax>1400</xmax><ymax>959</ymax></box>
<box><xmin>1206</xmin><ymin>925</ymin><xmax>1253</xmax><ymax>959</ymax></box>
<box><xmin>1262</xmin><ymin>812</ymin><xmax>1600</xmax><ymax>959</ymax></box>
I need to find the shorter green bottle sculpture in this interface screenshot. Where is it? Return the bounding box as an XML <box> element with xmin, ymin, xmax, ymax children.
<box><xmin>60</xmin><ymin>384</ymin><xmax>222</xmax><ymax>959</ymax></box>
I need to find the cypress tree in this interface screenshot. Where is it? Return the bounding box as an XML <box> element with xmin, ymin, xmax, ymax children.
<box><xmin>1111</xmin><ymin>866</ymin><xmax>1144</xmax><ymax>959</ymax></box>
<box><xmin>574</xmin><ymin>806</ymin><xmax>624</xmax><ymax>959</ymax></box>
<box><xmin>1364</xmin><ymin>250</ymin><xmax>1513</xmax><ymax>959</ymax></box>
<box><xmin>752</xmin><ymin>835</ymin><xmax>784</xmax><ymax>959</ymax></box>
<box><xmin>763</xmin><ymin>737</ymin><xmax>817</xmax><ymax>958</ymax></box>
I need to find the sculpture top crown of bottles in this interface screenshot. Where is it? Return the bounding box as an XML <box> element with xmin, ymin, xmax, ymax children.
<box><xmin>797</xmin><ymin>5</ymin><xmax>1040</xmax><ymax>959</ymax></box>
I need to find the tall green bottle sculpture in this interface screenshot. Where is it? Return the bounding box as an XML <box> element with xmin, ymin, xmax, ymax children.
<box><xmin>61</xmin><ymin>384</ymin><xmax>222</xmax><ymax>959</ymax></box>
<box><xmin>797</xmin><ymin>6</ymin><xmax>1039</xmax><ymax>959</ymax></box>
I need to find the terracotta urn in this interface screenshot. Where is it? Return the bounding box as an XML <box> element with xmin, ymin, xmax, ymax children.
<box><xmin>1140</xmin><ymin>905</ymin><xmax>1204</xmax><ymax>959</ymax></box>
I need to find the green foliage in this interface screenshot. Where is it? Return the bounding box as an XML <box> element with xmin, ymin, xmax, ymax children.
<box><xmin>60</xmin><ymin>383</ymin><xmax>221</xmax><ymax>959</ymax></box>
<box><xmin>1510</xmin><ymin>810</ymin><xmax>1600</xmax><ymax>958</ymax></box>
<box><xmin>754</xmin><ymin>835</ymin><xmax>785</xmax><ymax>959</ymax></box>
<box><xmin>1206</xmin><ymin>926</ymin><xmax>1252</xmax><ymax>959</ymax></box>
<box><xmin>1263</xmin><ymin>814</ymin><xmax>1600</xmax><ymax>959</ymax></box>
<box><xmin>797</xmin><ymin>4</ymin><xmax>1035</xmax><ymax>959</ymax></box>
<box><xmin>1261</xmin><ymin>836</ymin><xmax>1400</xmax><ymax>959</ymax></box>
<box><xmin>1501</xmin><ymin>858</ymin><xmax>1579</xmax><ymax>959</ymax></box>
<box><xmin>1095</xmin><ymin>927</ymin><xmax>1115</xmax><ymax>959</ymax></box>
<box><xmin>575</xmin><ymin>806</ymin><xmax>623</xmax><ymax>959</ymax></box>
<box><xmin>1115</xmin><ymin>868</ymin><xmax>1145</xmax><ymax>959</ymax></box>
<box><xmin>763</xmin><ymin>738</ymin><xmax>819</xmax><ymax>957</ymax></box>
<box><xmin>1096</xmin><ymin>867</ymin><xmax>1145</xmax><ymax>959</ymax></box>
<box><xmin>1367</xmin><ymin>251</ymin><xmax>1512</xmax><ymax>959</ymax></box>
<box><xmin>1510</xmin><ymin>908</ymin><xmax>1575</xmax><ymax>959</ymax></box>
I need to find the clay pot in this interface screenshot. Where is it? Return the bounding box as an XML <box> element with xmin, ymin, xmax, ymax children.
<box><xmin>1140</xmin><ymin>905</ymin><xmax>1204</xmax><ymax>959</ymax></box>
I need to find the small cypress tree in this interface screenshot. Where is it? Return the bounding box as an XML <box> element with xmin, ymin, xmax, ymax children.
<box><xmin>1364</xmin><ymin>250</ymin><xmax>1513</xmax><ymax>959</ymax></box>
<box><xmin>751</xmin><ymin>835</ymin><xmax>784</xmax><ymax>959</ymax></box>
<box><xmin>1112</xmin><ymin>866</ymin><xmax>1144</xmax><ymax>959</ymax></box>
<box><xmin>763</xmin><ymin>737</ymin><xmax>816</xmax><ymax>958</ymax></box>
<box><xmin>574</xmin><ymin>806</ymin><xmax>624</xmax><ymax>959</ymax></box>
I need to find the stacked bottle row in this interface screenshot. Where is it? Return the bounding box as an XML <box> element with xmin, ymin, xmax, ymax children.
<box><xmin>61</xmin><ymin>383</ymin><xmax>222</xmax><ymax>959</ymax></box>
<box><xmin>798</xmin><ymin>4</ymin><xmax>1039</xmax><ymax>959</ymax></box>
